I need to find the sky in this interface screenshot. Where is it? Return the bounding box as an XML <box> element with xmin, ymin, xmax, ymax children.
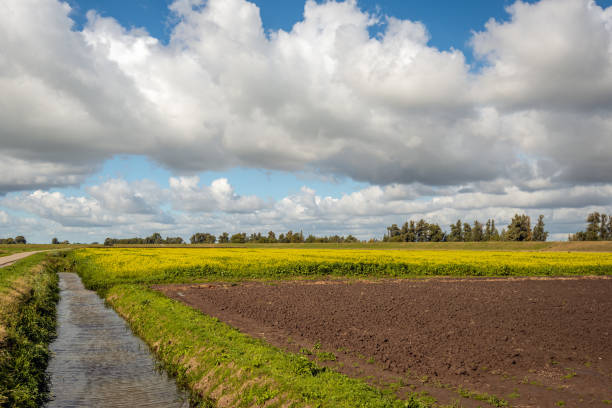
<box><xmin>1</xmin><ymin>0</ymin><xmax>612</xmax><ymax>243</ymax></box>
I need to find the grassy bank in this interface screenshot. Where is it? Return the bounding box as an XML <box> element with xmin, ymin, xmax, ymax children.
<box><xmin>107</xmin><ymin>284</ymin><xmax>426</xmax><ymax>408</ymax></box>
<box><xmin>71</xmin><ymin>247</ymin><xmax>612</xmax><ymax>292</ymax></box>
<box><xmin>0</xmin><ymin>253</ymin><xmax>60</xmax><ymax>407</ymax></box>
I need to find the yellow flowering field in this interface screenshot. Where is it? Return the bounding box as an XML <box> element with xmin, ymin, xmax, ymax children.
<box><xmin>70</xmin><ymin>247</ymin><xmax>612</xmax><ymax>291</ymax></box>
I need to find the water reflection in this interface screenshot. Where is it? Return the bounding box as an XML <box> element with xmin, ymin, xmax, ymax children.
<box><xmin>46</xmin><ymin>273</ymin><xmax>190</xmax><ymax>407</ymax></box>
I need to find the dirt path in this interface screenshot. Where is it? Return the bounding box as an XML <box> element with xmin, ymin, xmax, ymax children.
<box><xmin>156</xmin><ymin>277</ymin><xmax>612</xmax><ymax>408</ymax></box>
<box><xmin>0</xmin><ymin>251</ymin><xmax>48</xmax><ymax>268</ymax></box>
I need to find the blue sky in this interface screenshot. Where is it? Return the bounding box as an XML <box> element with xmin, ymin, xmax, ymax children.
<box><xmin>2</xmin><ymin>0</ymin><xmax>612</xmax><ymax>243</ymax></box>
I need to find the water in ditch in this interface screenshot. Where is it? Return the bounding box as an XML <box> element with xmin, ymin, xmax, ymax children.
<box><xmin>46</xmin><ymin>273</ymin><xmax>191</xmax><ymax>407</ymax></box>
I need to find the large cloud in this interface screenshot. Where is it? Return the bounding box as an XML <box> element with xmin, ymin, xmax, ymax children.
<box><xmin>2</xmin><ymin>0</ymin><xmax>612</xmax><ymax>190</ymax></box>
<box><xmin>0</xmin><ymin>210</ymin><xmax>8</xmax><ymax>225</ymax></box>
<box><xmin>2</xmin><ymin>187</ymin><xmax>173</xmax><ymax>227</ymax></box>
<box><xmin>169</xmin><ymin>176</ymin><xmax>266</xmax><ymax>213</ymax></box>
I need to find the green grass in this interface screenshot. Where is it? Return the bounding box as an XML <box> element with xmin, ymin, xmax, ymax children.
<box><xmin>0</xmin><ymin>253</ymin><xmax>61</xmax><ymax>407</ymax></box>
<box><xmin>0</xmin><ymin>254</ymin><xmax>45</xmax><ymax>290</ymax></box>
<box><xmin>456</xmin><ymin>387</ymin><xmax>508</xmax><ymax>407</ymax></box>
<box><xmin>106</xmin><ymin>284</ymin><xmax>430</xmax><ymax>408</ymax></box>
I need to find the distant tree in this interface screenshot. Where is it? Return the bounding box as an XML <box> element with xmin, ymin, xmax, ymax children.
<box><xmin>570</xmin><ymin>212</ymin><xmax>612</xmax><ymax>241</ymax></box>
<box><xmin>499</xmin><ymin>228</ymin><xmax>507</xmax><ymax>241</ymax></box>
<box><xmin>415</xmin><ymin>219</ymin><xmax>429</xmax><ymax>242</ymax></box>
<box><xmin>484</xmin><ymin>219</ymin><xmax>499</xmax><ymax>241</ymax></box>
<box><xmin>462</xmin><ymin>223</ymin><xmax>472</xmax><ymax>242</ymax></box>
<box><xmin>484</xmin><ymin>220</ymin><xmax>492</xmax><ymax>241</ymax></box>
<box><xmin>585</xmin><ymin>212</ymin><xmax>601</xmax><ymax>241</ymax></box>
<box><xmin>230</xmin><ymin>233</ymin><xmax>246</xmax><ymax>244</ymax></box>
<box><xmin>190</xmin><ymin>233</ymin><xmax>216</xmax><ymax>244</ymax></box>
<box><xmin>386</xmin><ymin>224</ymin><xmax>401</xmax><ymax>241</ymax></box>
<box><xmin>471</xmin><ymin>221</ymin><xmax>484</xmax><ymax>242</ymax></box>
<box><xmin>267</xmin><ymin>231</ymin><xmax>277</xmax><ymax>243</ymax></box>
<box><xmin>14</xmin><ymin>236</ymin><xmax>26</xmax><ymax>244</ymax></box>
<box><xmin>345</xmin><ymin>234</ymin><xmax>358</xmax><ymax>243</ymax></box>
<box><xmin>601</xmin><ymin>214</ymin><xmax>609</xmax><ymax>240</ymax></box>
<box><xmin>531</xmin><ymin>215</ymin><xmax>548</xmax><ymax>242</ymax></box>
<box><xmin>406</xmin><ymin>220</ymin><xmax>417</xmax><ymax>242</ymax></box>
<box><xmin>165</xmin><ymin>236</ymin><xmax>184</xmax><ymax>244</ymax></box>
<box><xmin>448</xmin><ymin>220</ymin><xmax>463</xmax><ymax>242</ymax></box>
<box><xmin>145</xmin><ymin>233</ymin><xmax>163</xmax><ymax>244</ymax></box>
<box><xmin>428</xmin><ymin>224</ymin><xmax>445</xmax><ymax>242</ymax></box>
<box><xmin>289</xmin><ymin>230</ymin><xmax>304</xmax><ymax>243</ymax></box>
<box><xmin>51</xmin><ymin>237</ymin><xmax>59</xmax><ymax>245</ymax></box>
<box><xmin>285</xmin><ymin>230</ymin><xmax>294</xmax><ymax>243</ymax></box>
<box><xmin>506</xmin><ymin>214</ymin><xmax>532</xmax><ymax>241</ymax></box>
<box><xmin>399</xmin><ymin>221</ymin><xmax>413</xmax><ymax>242</ymax></box>
<box><xmin>218</xmin><ymin>232</ymin><xmax>229</xmax><ymax>244</ymax></box>
<box><xmin>490</xmin><ymin>220</ymin><xmax>500</xmax><ymax>241</ymax></box>
<box><xmin>248</xmin><ymin>232</ymin><xmax>264</xmax><ymax>243</ymax></box>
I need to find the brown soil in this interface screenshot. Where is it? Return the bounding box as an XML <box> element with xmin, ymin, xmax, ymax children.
<box><xmin>155</xmin><ymin>277</ymin><xmax>612</xmax><ymax>408</ymax></box>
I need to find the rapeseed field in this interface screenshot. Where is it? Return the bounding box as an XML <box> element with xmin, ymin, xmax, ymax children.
<box><xmin>71</xmin><ymin>247</ymin><xmax>612</xmax><ymax>291</ymax></box>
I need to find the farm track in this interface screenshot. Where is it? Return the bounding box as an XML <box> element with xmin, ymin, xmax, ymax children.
<box><xmin>156</xmin><ymin>277</ymin><xmax>612</xmax><ymax>408</ymax></box>
<box><xmin>0</xmin><ymin>251</ymin><xmax>49</xmax><ymax>268</ymax></box>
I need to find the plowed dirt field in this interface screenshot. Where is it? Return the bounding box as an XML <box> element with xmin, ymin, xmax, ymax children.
<box><xmin>155</xmin><ymin>277</ymin><xmax>612</xmax><ymax>407</ymax></box>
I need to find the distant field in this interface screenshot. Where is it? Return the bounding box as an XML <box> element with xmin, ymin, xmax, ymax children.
<box><xmin>70</xmin><ymin>247</ymin><xmax>612</xmax><ymax>291</ymax></box>
<box><xmin>94</xmin><ymin>241</ymin><xmax>612</xmax><ymax>251</ymax></box>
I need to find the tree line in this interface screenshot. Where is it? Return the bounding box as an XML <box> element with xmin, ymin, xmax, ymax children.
<box><xmin>103</xmin><ymin>233</ymin><xmax>184</xmax><ymax>246</ymax></box>
<box><xmin>0</xmin><ymin>236</ymin><xmax>26</xmax><ymax>244</ymax></box>
<box><xmin>569</xmin><ymin>212</ymin><xmax>612</xmax><ymax>241</ymax></box>
<box><xmin>102</xmin><ymin>230</ymin><xmax>360</xmax><ymax>246</ymax></box>
<box><xmin>190</xmin><ymin>230</ymin><xmax>359</xmax><ymax>244</ymax></box>
<box><xmin>383</xmin><ymin>214</ymin><xmax>548</xmax><ymax>242</ymax></box>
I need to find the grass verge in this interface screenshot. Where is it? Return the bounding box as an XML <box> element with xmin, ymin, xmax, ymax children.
<box><xmin>107</xmin><ymin>284</ymin><xmax>429</xmax><ymax>408</ymax></box>
<box><xmin>0</xmin><ymin>253</ymin><xmax>61</xmax><ymax>407</ymax></box>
